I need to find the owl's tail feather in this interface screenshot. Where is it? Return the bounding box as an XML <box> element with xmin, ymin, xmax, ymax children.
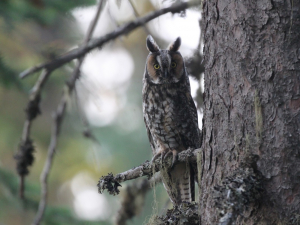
<box><xmin>161</xmin><ymin>162</ymin><xmax>195</xmax><ymax>205</ymax></box>
<box><xmin>190</xmin><ymin>164</ymin><xmax>195</xmax><ymax>201</ymax></box>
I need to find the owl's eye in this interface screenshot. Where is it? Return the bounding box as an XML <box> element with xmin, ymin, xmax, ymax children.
<box><xmin>153</xmin><ymin>64</ymin><xmax>160</xmax><ymax>70</ymax></box>
<box><xmin>171</xmin><ymin>62</ymin><xmax>177</xmax><ymax>68</ymax></box>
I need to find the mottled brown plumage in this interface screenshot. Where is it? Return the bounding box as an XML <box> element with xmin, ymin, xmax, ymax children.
<box><xmin>142</xmin><ymin>35</ymin><xmax>201</xmax><ymax>205</ymax></box>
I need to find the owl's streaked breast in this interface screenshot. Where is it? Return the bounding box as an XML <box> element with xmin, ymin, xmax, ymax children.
<box><xmin>143</xmin><ymin>81</ymin><xmax>197</xmax><ymax>154</ymax></box>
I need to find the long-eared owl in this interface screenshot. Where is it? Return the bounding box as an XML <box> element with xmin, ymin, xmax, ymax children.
<box><xmin>142</xmin><ymin>35</ymin><xmax>202</xmax><ymax>205</ymax></box>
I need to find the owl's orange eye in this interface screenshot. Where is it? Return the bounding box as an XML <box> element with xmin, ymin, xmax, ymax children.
<box><xmin>171</xmin><ymin>62</ymin><xmax>177</xmax><ymax>68</ymax></box>
<box><xmin>153</xmin><ymin>64</ymin><xmax>160</xmax><ymax>70</ymax></box>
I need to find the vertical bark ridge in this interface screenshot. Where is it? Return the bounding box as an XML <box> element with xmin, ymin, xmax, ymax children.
<box><xmin>201</xmin><ymin>0</ymin><xmax>300</xmax><ymax>224</ymax></box>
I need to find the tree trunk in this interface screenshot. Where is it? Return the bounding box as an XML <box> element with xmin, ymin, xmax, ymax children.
<box><xmin>200</xmin><ymin>0</ymin><xmax>300</xmax><ymax>224</ymax></box>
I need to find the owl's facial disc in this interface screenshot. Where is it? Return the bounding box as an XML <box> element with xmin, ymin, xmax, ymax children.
<box><xmin>146</xmin><ymin>51</ymin><xmax>184</xmax><ymax>84</ymax></box>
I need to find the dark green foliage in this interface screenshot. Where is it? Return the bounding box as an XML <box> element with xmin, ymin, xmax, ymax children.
<box><xmin>0</xmin><ymin>53</ymin><xmax>22</xmax><ymax>89</ymax></box>
<box><xmin>0</xmin><ymin>0</ymin><xmax>97</xmax><ymax>26</ymax></box>
<box><xmin>0</xmin><ymin>167</ymin><xmax>20</xmax><ymax>196</ymax></box>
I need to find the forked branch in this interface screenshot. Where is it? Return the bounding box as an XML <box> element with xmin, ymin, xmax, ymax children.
<box><xmin>15</xmin><ymin>69</ymin><xmax>52</xmax><ymax>199</ymax></box>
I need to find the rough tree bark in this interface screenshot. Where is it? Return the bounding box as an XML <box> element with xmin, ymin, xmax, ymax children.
<box><xmin>200</xmin><ymin>0</ymin><xmax>300</xmax><ymax>224</ymax></box>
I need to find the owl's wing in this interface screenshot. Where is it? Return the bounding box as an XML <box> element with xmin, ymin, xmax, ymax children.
<box><xmin>180</xmin><ymin>76</ymin><xmax>202</xmax><ymax>148</ymax></box>
<box><xmin>188</xmin><ymin>91</ymin><xmax>199</xmax><ymax>125</ymax></box>
<box><xmin>142</xmin><ymin>79</ymin><xmax>156</xmax><ymax>155</ymax></box>
<box><xmin>188</xmin><ymin>93</ymin><xmax>202</xmax><ymax>148</ymax></box>
<box><xmin>144</xmin><ymin>119</ymin><xmax>156</xmax><ymax>155</ymax></box>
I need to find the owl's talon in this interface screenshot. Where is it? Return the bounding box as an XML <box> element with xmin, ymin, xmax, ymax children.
<box><xmin>152</xmin><ymin>149</ymin><xmax>179</xmax><ymax>168</ymax></box>
<box><xmin>164</xmin><ymin>151</ymin><xmax>173</xmax><ymax>161</ymax></box>
<box><xmin>151</xmin><ymin>153</ymin><xmax>161</xmax><ymax>164</ymax></box>
<box><xmin>161</xmin><ymin>151</ymin><xmax>166</xmax><ymax>163</ymax></box>
<box><xmin>171</xmin><ymin>150</ymin><xmax>179</xmax><ymax>168</ymax></box>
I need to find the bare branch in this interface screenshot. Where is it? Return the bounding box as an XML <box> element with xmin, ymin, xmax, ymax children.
<box><xmin>32</xmin><ymin>1</ymin><xmax>105</xmax><ymax>224</ymax></box>
<box><xmin>15</xmin><ymin>69</ymin><xmax>51</xmax><ymax>199</ymax></box>
<box><xmin>20</xmin><ymin>0</ymin><xmax>200</xmax><ymax>79</ymax></box>
<box><xmin>97</xmin><ymin>148</ymin><xmax>201</xmax><ymax>195</ymax></box>
<box><xmin>32</xmin><ymin>95</ymin><xmax>68</xmax><ymax>225</ymax></box>
<box><xmin>128</xmin><ymin>0</ymin><xmax>151</xmax><ymax>35</ymax></box>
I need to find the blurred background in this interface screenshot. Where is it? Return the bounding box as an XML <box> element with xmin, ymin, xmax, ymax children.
<box><xmin>0</xmin><ymin>0</ymin><xmax>203</xmax><ymax>224</ymax></box>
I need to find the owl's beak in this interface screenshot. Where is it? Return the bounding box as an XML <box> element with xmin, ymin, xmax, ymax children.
<box><xmin>163</xmin><ymin>70</ymin><xmax>169</xmax><ymax>78</ymax></box>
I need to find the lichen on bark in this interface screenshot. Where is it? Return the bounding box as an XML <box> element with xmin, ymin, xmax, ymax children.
<box><xmin>200</xmin><ymin>0</ymin><xmax>300</xmax><ymax>223</ymax></box>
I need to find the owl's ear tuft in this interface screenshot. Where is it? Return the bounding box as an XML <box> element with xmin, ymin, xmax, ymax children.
<box><xmin>168</xmin><ymin>37</ymin><xmax>181</xmax><ymax>52</ymax></box>
<box><xmin>146</xmin><ymin>35</ymin><xmax>159</xmax><ymax>53</ymax></box>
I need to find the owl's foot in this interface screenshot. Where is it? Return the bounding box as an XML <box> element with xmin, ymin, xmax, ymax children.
<box><xmin>151</xmin><ymin>149</ymin><xmax>179</xmax><ymax>168</ymax></box>
<box><xmin>163</xmin><ymin>150</ymin><xmax>179</xmax><ymax>167</ymax></box>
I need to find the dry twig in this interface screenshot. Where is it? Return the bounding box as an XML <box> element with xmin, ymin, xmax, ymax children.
<box><xmin>15</xmin><ymin>69</ymin><xmax>52</xmax><ymax>199</ymax></box>
<box><xmin>20</xmin><ymin>1</ymin><xmax>199</xmax><ymax>79</ymax></box>
<box><xmin>97</xmin><ymin>148</ymin><xmax>201</xmax><ymax>195</ymax></box>
<box><xmin>32</xmin><ymin>1</ymin><xmax>105</xmax><ymax>224</ymax></box>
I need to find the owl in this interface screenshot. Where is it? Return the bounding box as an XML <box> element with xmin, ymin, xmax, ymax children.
<box><xmin>142</xmin><ymin>35</ymin><xmax>202</xmax><ymax>205</ymax></box>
